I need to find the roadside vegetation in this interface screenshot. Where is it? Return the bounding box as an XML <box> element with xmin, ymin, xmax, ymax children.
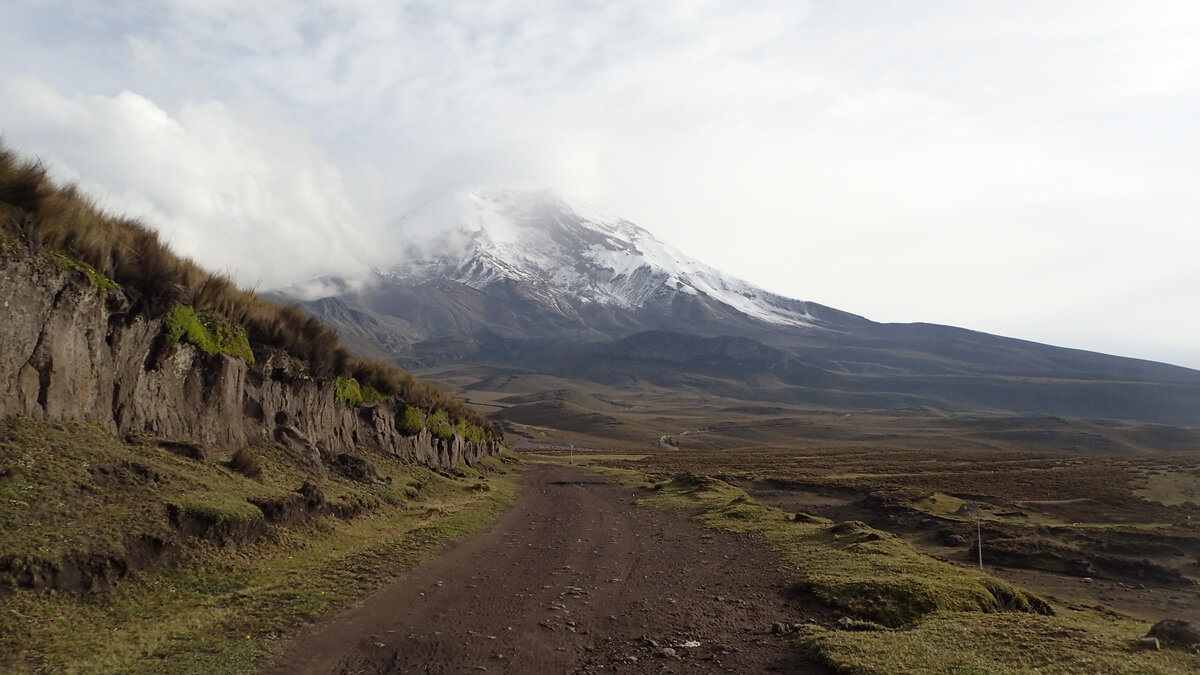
<box><xmin>0</xmin><ymin>417</ymin><xmax>518</xmax><ymax>673</ymax></box>
<box><xmin>530</xmin><ymin>452</ymin><xmax>1199</xmax><ymax>673</ymax></box>
<box><xmin>0</xmin><ymin>143</ymin><xmax>499</xmax><ymax>438</ymax></box>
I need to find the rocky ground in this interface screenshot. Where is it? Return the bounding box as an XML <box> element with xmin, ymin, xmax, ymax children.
<box><xmin>263</xmin><ymin>464</ymin><xmax>827</xmax><ymax>674</ymax></box>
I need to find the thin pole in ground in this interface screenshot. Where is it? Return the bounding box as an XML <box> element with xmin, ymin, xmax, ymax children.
<box><xmin>962</xmin><ymin>501</ymin><xmax>983</xmax><ymax>570</ymax></box>
<box><xmin>976</xmin><ymin>515</ymin><xmax>983</xmax><ymax>570</ymax></box>
<box><xmin>569</xmin><ymin>443</ymin><xmax>574</xmax><ymax>465</ymax></box>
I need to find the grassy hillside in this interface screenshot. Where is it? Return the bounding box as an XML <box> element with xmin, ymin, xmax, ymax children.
<box><xmin>0</xmin><ymin>142</ymin><xmax>518</xmax><ymax>671</ymax></box>
<box><xmin>0</xmin><ymin>417</ymin><xmax>517</xmax><ymax>673</ymax></box>
<box><xmin>0</xmin><ymin>143</ymin><xmax>498</xmax><ymax>437</ymax></box>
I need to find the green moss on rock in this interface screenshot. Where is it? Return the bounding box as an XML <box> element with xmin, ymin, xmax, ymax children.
<box><xmin>52</xmin><ymin>252</ymin><xmax>119</xmax><ymax>295</ymax></box>
<box><xmin>333</xmin><ymin>377</ymin><xmax>388</xmax><ymax>406</ymax></box>
<box><xmin>163</xmin><ymin>304</ymin><xmax>255</xmax><ymax>364</ymax></box>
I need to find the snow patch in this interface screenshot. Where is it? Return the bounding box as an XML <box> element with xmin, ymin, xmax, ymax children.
<box><xmin>382</xmin><ymin>188</ymin><xmax>816</xmax><ymax>328</ymax></box>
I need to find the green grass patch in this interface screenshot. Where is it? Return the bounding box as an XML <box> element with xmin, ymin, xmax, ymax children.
<box><xmin>645</xmin><ymin>473</ymin><xmax>1048</xmax><ymax>628</ymax></box>
<box><xmin>332</xmin><ymin>376</ymin><xmax>388</xmax><ymax>406</ymax></box>
<box><xmin>171</xmin><ymin>491</ymin><xmax>263</xmax><ymax>525</ymax></box>
<box><xmin>0</xmin><ymin>416</ymin><xmax>517</xmax><ymax>674</ymax></box>
<box><xmin>427</xmin><ymin>410</ymin><xmax>454</xmax><ymax>442</ymax></box>
<box><xmin>1135</xmin><ymin>469</ymin><xmax>1200</xmax><ymax>507</ymax></box>
<box><xmin>456</xmin><ymin>420</ymin><xmax>491</xmax><ymax>444</ymax></box>
<box><xmin>52</xmin><ymin>251</ymin><xmax>119</xmax><ymax>295</ymax></box>
<box><xmin>398</xmin><ymin>406</ymin><xmax>424</xmax><ymax>435</ymax></box>
<box><xmin>801</xmin><ymin>611</ymin><xmax>1198</xmax><ymax>674</ymax></box>
<box><xmin>163</xmin><ymin>304</ymin><xmax>254</xmax><ymax>364</ymax></box>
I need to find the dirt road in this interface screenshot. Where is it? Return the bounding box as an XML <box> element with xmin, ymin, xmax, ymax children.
<box><xmin>265</xmin><ymin>464</ymin><xmax>826</xmax><ymax>674</ymax></box>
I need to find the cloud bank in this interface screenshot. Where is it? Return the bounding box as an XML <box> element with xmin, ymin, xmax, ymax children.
<box><xmin>1</xmin><ymin>1</ymin><xmax>1198</xmax><ymax>367</ymax></box>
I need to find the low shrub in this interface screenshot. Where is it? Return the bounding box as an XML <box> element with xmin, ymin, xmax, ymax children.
<box><xmin>398</xmin><ymin>407</ymin><xmax>424</xmax><ymax>436</ymax></box>
<box><xmin>427</xmin><ymin>410</ymin><xmax>454</xmax><ymax>442</ymax></box>
<box><xmin>456</xmin><ymin>421</ymin><xmax>491</xmax><ymax>444</ymax></box>
<box><xmin>333</xmin><ymin>377</ymin><xmax>388</xmax><ymax>406</ymax></box>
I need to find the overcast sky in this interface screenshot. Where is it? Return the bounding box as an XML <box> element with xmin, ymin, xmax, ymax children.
<box><xmin>2</xmin><ymin>1</ymin><xmax>1198</xmax><ymax>369</ymax></box>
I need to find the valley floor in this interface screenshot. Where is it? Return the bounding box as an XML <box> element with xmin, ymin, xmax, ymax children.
<box><xmin>263</xmin><ymin>463</ymin><xmax>826</xmax><ymax>674</ymax></box>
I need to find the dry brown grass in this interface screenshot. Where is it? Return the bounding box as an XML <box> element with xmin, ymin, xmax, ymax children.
<box><xmin>0</xmin><ymin>144</ymin><xmax>498</xmax><ymax>436</ymax></box>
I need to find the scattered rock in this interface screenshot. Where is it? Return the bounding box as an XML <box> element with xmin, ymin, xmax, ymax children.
<box><xmin>679</xmin><ymin>640</ymin><xmax>701</xmax><ymax>648</ymax></box>
<box><xmin>373</xmin><ymin>641</ymin><xmax>386</xmax><ymax>648</ymax></box>
<box><xmin>656</xmin><ymin>647</ymin><xmax>677</xmax><ymax>659</ymax></box>
<box><xmin>943</xmin><ymin>533</ymin><xmax>969</xmax><ymax>547</ymax></box>
<box><xmin>1137</xmin><ymin>637</ymin><xmax>1160</xmax><ymax>651</ymax></box>
<box><xmin>1146</xmin><ymin>619</ymin><xmax>1200</xmax><ymax>647</ymax></box>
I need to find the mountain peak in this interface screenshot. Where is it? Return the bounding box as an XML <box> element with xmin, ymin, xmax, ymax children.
<box><xmin>393</xmin><ymin>187</ymin><xmax>636</xmax><ymax>250</ymax></box>
<box><xmin>383</xmin><ymin>188</ymin><xmax>819</xmax><ymax>329</ymax></box>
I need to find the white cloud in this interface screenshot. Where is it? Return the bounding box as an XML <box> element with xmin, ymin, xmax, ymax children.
<box><xmin>1</xmin><ymin>0</ymin><xmax>1199</xmax><ymax>367</ymax></box>
<box><xmin>0</xmin><ymin>76</ymin><xmax>382</xmax><ymax>289</ymax></box>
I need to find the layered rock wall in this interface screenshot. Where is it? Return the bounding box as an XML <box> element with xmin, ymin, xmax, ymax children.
<box><xmin>0</xmin><ymin>252</ymin><xmax>500</xmax><ymax>467</ymax></box>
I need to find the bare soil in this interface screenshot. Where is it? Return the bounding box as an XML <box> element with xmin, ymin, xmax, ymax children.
<box><xmin>263</xmin><ymin>464</ymin><xmax>827</xmax><ymax>674</ymax></box>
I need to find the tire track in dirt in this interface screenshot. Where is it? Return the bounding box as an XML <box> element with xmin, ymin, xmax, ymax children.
<box><xmin>264</xmin><ymin>464</ymin><xmax>828</xmax><ymax>674</ymax></box>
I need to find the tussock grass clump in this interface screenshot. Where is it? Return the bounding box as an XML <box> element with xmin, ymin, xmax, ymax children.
<box><xmin>332</xmin><ymin>377</ymin><xmax>387</xmax><ymax>407</ymax></box>
<box><xmin>227</xmin><ymin>447</ymin><xmax>262</xmax><ymax>479</ymax></box>
<box><xmin>0</xmin><ymin>143</ymin><xmax>500</xmax><ymax>441</ymax></box>
<box><xmin>456</xmin><ymin>421</ymin><xmax>492</xmax><ymax>444</ymax></box>
<box><xmin>397</xmin><ymin>407</ymin><xmax>424</xmax><ymax>436</ymax></box>
<box><xmin>427</xmin><ymin>410</ymin><xmax>454</xmax><ymax>442</ymax></box>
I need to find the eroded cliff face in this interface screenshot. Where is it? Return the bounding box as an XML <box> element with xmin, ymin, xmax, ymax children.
<box><xmin>0</xmin><ymin>251</ymin><xmax>500</xmax><ymax>468</ymax></box>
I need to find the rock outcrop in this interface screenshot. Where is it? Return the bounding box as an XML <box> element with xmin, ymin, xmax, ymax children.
<box><xmin>0</xmin><ymin>250</ymin><xmax>500</xmax><ymax>468</ymax></box>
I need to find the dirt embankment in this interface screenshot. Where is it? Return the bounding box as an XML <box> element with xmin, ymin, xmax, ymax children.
<box><xmin>265</xmin><ymin>464</ymin><xmax>827</xmax><ymax>674</ymax></box>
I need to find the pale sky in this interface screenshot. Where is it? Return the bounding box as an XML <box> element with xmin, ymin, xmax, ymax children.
<box><xmin>2</xmin><ymin>1</ymin><xmax>1199</xmax><ymax>369</ymax></box>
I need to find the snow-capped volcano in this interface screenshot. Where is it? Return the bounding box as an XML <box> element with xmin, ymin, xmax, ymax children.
<box><xmin>284</xmin><ymin>187</ymin><xmax>1200</xmax><ymax>427</ymax></box>
<box><xmin>382</xmin><ymin>188</ymin><xmax>819</xmax><ymax>329</ymax></box>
